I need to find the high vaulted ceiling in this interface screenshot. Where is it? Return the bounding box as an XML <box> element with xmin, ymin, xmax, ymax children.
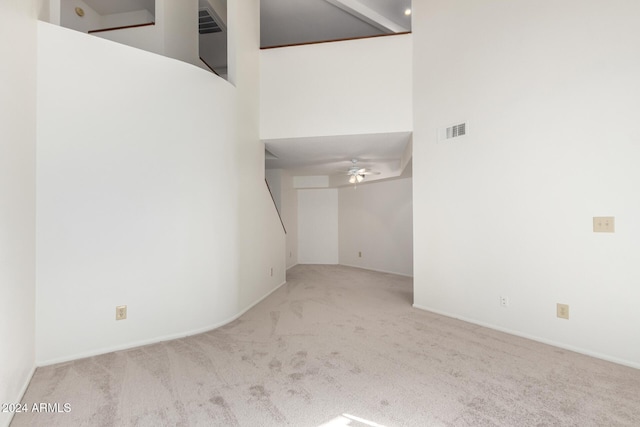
<box><xmin>264</xmin><ymin>132</ymin><xmax>412</xmax><ymax>186</ymax></box>
<box><xmin>261</xmin><ymin>0</ymin><xmax>411</xmax><ymax>47</ymax></box>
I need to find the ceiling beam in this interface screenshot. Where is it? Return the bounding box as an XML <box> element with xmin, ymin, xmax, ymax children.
<box><xmin>324</xmin><ymin>0</ymin><xmax>409</xmax><ymax>34</ymax></box>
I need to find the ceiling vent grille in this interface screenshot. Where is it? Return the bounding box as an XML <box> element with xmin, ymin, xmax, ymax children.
<box><xmin>199</xmin><ymin>8</ymin><xmax>222</xmax><ymax>34</ymax></box>
<box><xmin>438</xmin><ymin>122</ymin><xmax>468</xmax><ymax>142</ymax></box>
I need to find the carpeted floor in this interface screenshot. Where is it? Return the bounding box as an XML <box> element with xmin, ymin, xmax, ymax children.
<box><xmin>12</xmin><ymin>265</ymin><xmax>640</xmax><ymax>426</ymax></box>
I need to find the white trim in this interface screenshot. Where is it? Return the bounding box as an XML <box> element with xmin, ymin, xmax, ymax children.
<box><xmin>4</xmin><ymin>366</ymin><xmax>36</xmax><ymax>427</ymax></box>
<box><xmin>296</xmin><ymin>261</ymin><xmax>339</xmax><ymax>265</ymax></box>
<box><xmin>340</xmin><ymin>263</ymin><xmax>413</xmax><ymax>278</ymax></box>
<box><xmin>412</xmin><ymin>304</ymin><xmax>640</xmax><ymax>370</ymax></box>
<box><xmin>286</xmin><ymin>263</ymin><xmax>298</xmax><ymax>271</ymax></box>
<box><xmin>36</xmin><ymin>280</ymin><xmax>288</xmax><ymax>367</ymax></box>
<box><xmin>235</xmin><ymin>280</ymin><xmax>287</xmax><ymax>320</ymax></box>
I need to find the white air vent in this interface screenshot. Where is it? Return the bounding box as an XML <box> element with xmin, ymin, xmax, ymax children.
<box><xmin>438</xmin><ymin>122</ymin><xmax>468</xmax><ymax>142</ymax></box>
<box><xmin>447</xmin><ymin>123</ymin><xmax>466</xmax><ymax>138</ymax></box>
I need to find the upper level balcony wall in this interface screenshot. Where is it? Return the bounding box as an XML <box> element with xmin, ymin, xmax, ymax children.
<box><xmin>50</xmin><ymin>0</ymin><xmax>200</xmax><ymax>67</ymax></box>
<box><xmin>59</xmin><ymin>0</ymin><xmax>154</xmax><ymax>33</ymax></box>
<box><xmin>260</xmin><ymin>33</ymin><xmax>413</xmax><ymax>140</ymax></box>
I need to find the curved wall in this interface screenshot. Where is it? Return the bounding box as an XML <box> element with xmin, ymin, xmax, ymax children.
<box><xmin>36</xmin><ymin>23</ymin><xmax>240</xmax><ymax>364</ymax></box>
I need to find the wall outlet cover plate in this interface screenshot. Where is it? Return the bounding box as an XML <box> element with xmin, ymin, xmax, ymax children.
<box><xmin>593</xmin><ymin>216</ymin><xmax>615</xmax><ymax>233</ymax></box>
<box><xmin>116</xmin><ymin>305</ymin><xmax>127</xmax><ymax>320</ymax></box>
<box><xmin>557</xmin><ymin>303</ymin><xmax>569</xmax><ymax>319</ymax></box>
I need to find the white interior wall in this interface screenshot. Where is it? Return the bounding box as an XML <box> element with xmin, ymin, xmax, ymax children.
<box><xmin>93</xmin><ymin>22</ymin><xmax>163</xmax><ymax>56</ymax></box>
<box><xmin>265</xmin><ymin>168</ymin><xmax>282</xmax><ymax>213</ymax></box>
<box><xmin>298</xmin><ymin>189</ymin><xmax>339</xmax><ymax>264</ymax></box>
<box><xmin>264</xmin><ymin>169</ymin><xmax>298</xmax><ymax>269</ymax></box>
<box><xmin>260</xmin><ymin>33</ymin><xmax>412</xmax><ymax>140</ymax></box>
<box><xmin>294</xmin><ymin>175</ymin><xmax>330</xmax><ymax>189</ymax></box>
<box><xmin>60</xmin><ymin>0</ymin><xmax>153</xmax><ymax>33</ymax></box>
<box><xmin>281</xmin><ymin>170</ymin><xmax>298</xmax><ymax>269</ymax></box>
<box><xmin>58</xmin><ymin>0</ymin><xmax>199</xmax><ymax>67</ymax></box>
<box><xmin>339</xmin><ymin>178</ymin><xmax>413</xmax><ymax>276</ymax></box>
<box><xmin>64</xmin><ymin>0</ymin><xmax>162</xmax><ymax>57</ymax></box>
<box><xmin>413</xmin><ymin>0</ymin><xmax>640</xmax><ymax>368</ymax></box>
<box><xmin>48</xmin><ymin>0</ymin><xmax>60</xmax><ymax>24</ymax></box>
<box><xmin>101</xmin><ymin>10</ymin><xmax>154</xmax><ymax>29</ymax></box>
<box><xmin>199</xmin><ymin>31</ymin><xmax>227</xmax><ymax>70</ymax></box>
<box><xmin>0</xmin><ymin>1</ymin><xmax>39</xmax><ymax>425</ymax></box>
<box><xmin>36</xmin><ymin>22</ymin><xmax>239</xmax><ymax>364</ymax></box>
<box><xmin>38</xmin><ymin>0</ymin><xmax>49</xmax><ymax>20</ymax></box>
<box><xmin>228</xmin><ymin>0</ymin><xmax>287</xmax><ymax>311</ymax></box>
<box><xmin>163</xmin><ymin>0</ymin><xmax>199</xmax><ymax>66</ymax></box>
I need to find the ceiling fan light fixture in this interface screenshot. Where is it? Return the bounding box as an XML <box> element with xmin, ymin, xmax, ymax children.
<box><xmin>346</xmin><ymin>159</ymin><xmax>376</xmax><ymax>185</ymax></box>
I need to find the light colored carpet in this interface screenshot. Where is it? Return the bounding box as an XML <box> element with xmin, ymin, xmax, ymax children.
<box><xmin>12</xmin><ymin>265</ymin><xmax>640</xmax><ymax>426</ymax></box>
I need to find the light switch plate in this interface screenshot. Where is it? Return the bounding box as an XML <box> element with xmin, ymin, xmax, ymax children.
<box><xmin>593</xmin><ymin>216</ymin><xmax>615</xmax><ymax>233</ymax></box>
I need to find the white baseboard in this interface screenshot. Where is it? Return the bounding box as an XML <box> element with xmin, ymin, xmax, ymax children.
<box><xmin>412</xmin><ymin>303</ymin><xmax>640</xmax><ymax>370</ymax></box>
<box><xmin>3</xmin><ymin>366</ymin><xmax>36</xmax><ymax>427</ymax></box>
<box><xmin>339</xmin><ymin>263</ymin><xmax>414</xmax><ymax>278</ymax></box>
<box><xmin>286</xmin><ymin>263</ymin><xmax>298</xmax><ymax>271</ymax></box>
<box><xmin>37</xmin><ymin>280</ymin><xmax>288</xmax><ymax>367</ymax></box>
<box><xmin>296</xmin><ymin>261</ymin><xmax>339</xmax><ymax>265</ymax></box>
<box><xmin>235</xmin><ymin>279</ymin><xmax>288</xmax><ymax>321</ymax></box>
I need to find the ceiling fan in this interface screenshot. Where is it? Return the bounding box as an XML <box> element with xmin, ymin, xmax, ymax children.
<box><xmin>345</xmin><ymin>159</ymin><xmax>379</xmax><ymax>184</ymax></box>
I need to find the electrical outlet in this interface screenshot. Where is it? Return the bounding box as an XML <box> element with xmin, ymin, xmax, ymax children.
<box><xmin>358</xmin><ymin>251</ymin><xmax>362</xmax><ymax>258</ymax></box>
<box><xmin>116</xmin><ymin>305</ymin><xmax>127</xmax><ymax>320</ymax></box>
<box><xmin>593</xmin><ymin>216</ymin><xmax>615</xmax><ymax>233</ymax></box>
<box><xmin>499</xmin><ymin>296</ymin><xmax>509</xmax><ymax>307</ymax></box>
<box><xmin>557</xmin><ymin>303</ymin><xmax>569</xmax><ymax>319</ymax></box>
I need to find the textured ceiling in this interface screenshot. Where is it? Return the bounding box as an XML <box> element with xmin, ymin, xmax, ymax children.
<box><xmin>264</xmin><ymin>132</ymin><xmax>412</xmax><ymax>184</ymax></box>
